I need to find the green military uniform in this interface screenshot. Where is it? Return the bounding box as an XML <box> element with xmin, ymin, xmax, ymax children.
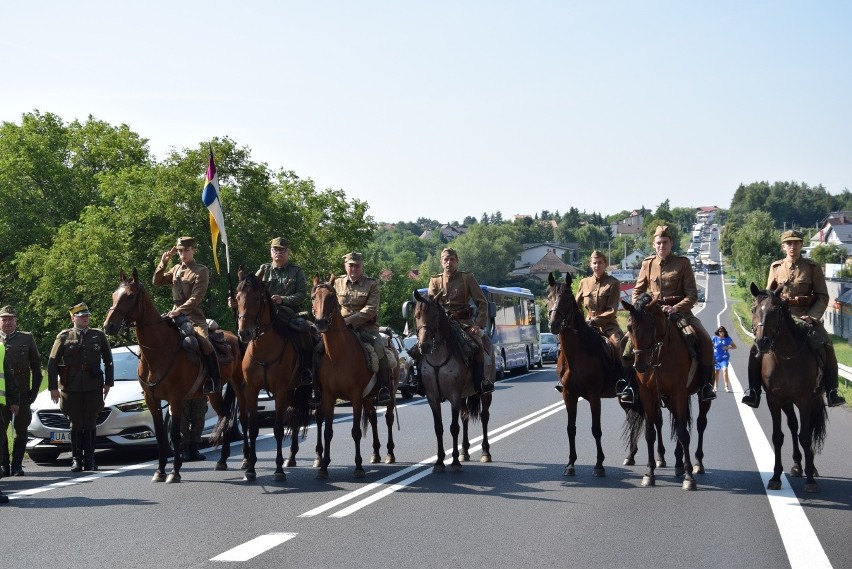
<box><xmin>179</xmin><ymin>397</ymin><xmax>208</xmax><ymax>462</ymax></box>
<box><xmin>0</xmin><ymin>306</ymin><xmax>43</xmax><ymax>476</ymax></box>
<box><xmin>258</xmin><ymin>262</ymin><xmax>308</xmax><ymax>317</ymax></box>
<box><xmin>0</xmin><ymin>344</ymin><xmax>20</xmax><ymax>504</ymax></box>
<box><xmin>576</xmin><ymin>273</ymin><xmax>624</xmax><ymax>342</ymax></box>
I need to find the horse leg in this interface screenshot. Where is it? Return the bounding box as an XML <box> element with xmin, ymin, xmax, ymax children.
<box><xmin>798</xmin><ymin>405</ymin><xmax>819</xmax><ymax>493</ymax></box>
<box><xmin>479</xmin><ymin>394</ymin><xmax>491</xmax><ymax>463</ymax></box>
<box><xmin>783</xmin><ymin>401</ymin><xmax>803</xmax><ymax>477</ymax></box>
<box><xmin>564</xmin><ymin>395</ymin><xmax>579</xmax><ymax>476</ymax></box>
<box><xmin>640</xmin><ymin>396</ymin><xmax>658</xmax><ymax>487</ymax></box>
<box><xmin>313</xmin><ymin>409</ymin><xmax>324</xmax><ymax>469</ymax></box>
<box><xmin>368</xmin><ymin>407</ymin><xmax>381</xmax><ymax>464</ymax></box>
<box><xmin>449</xmin><ymin>402</ymin><xmax>462</xmax><ymax>472</ymax></box>
<box><xmin>166</xmin><ymin>404</ymin><xmax>183</xmax><ymax>484</ymax></box>
<box><xmin>590</xmin><ymin>397</ymin><xmax>606</xmax><ymax>477</ymax></box>
<box><xmin>692</xmin><ymin>399</ymin><xmax>709</xmax><ymax>474</ymax></box>
<box><xmin>673</xmin><ymin>402</ymin><xmax>696</xmax><ymax>490</ymax></box>
<box><xmin>243</xmin><ymin>403</ymin><xmax>260</xmax><ymax>482</ymax></box>
<box><xmin>351</xmin><ymin>401</ymin><xmax>365</xmax><ymax>478</ymax></box>
<box><xmin>149</xmin><ymin>398</ymin><xmax>168</xmax><ymax>483</ymax></box>
<box><xmin>429</xmin><ymin>399</ymin><xmax>446</xmax><ymax>473</ymax></box>
<box><xmin>384</xmin><ymin>403</ymin><xmax>396</xmax><ymax>464</ymax></box>
<box><xmin>285</xmin><ymin>405</ymin><xmax>300</xmax><ymax>469</ymax></box>
<box><xmin>655</xmin><ymin>410</ymin><xmax>667</xmax><ymax>468</ymax></box>
<box><xmin>317</xmin><ymin>406</ymin><xmax>334</xmax><ymax>479</ymax></box>
<box><xmin>272</xmin><ymin>403</ymin><xmax>287</xmax><ymax>482</ymax></box>
<box><xmin>461</xmin><ymin>412</ymin><xmax>471</xmax><ymax>462</ymax></box>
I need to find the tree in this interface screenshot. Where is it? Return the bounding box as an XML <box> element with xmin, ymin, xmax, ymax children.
<box><xmin>809</xmin><ymin>243</ymin><xmax>847</xmax><ymax>267</ymax></box>
<box><xmin>731</xmin><ymin>211</ymin><xmax>779</xmax><ymax>290</ymax></box>
<box><xmin>432</xmin><ymin>223</ymin><xmax>523</xmax><ymax>286</ymax></box>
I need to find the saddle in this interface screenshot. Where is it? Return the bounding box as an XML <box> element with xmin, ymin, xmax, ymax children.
<box><xmin>169</xmin><ymin>315</ymin><xmax>233</xmax><ymax>363</ymax></box>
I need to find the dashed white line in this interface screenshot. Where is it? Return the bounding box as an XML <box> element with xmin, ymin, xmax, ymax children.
<box><xmin>211</xmin><ymin>532</ymin><xmax>297</xmax><ymax>562</ymax></box>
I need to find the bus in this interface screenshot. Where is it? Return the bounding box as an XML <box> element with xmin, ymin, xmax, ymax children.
<box><xmin>404</xmin><ymin>285</ymin><xmax>542</xmax><ymax>377</ymax></box>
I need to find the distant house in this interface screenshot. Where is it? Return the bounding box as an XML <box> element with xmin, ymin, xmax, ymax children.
<box><xmin>526</xmin><ymin>251</ymin><xmax>579</xmax><ymax>280</ymax></box>
<box><xmin>621</xmin><ymin>250</ymin><xmax>646</xmax><ymax>270</ymax></box>
<box><xmin>610</xmin><ymin>209</ymin><xmax>646</xmax><ymax>237</ymax></box>
<box><xmin>808</xmin><ymin>212</ymin><xmax>852</xmax><ymax>256</ymax></box>
<box><xmin>419</xmin><ymin>223</ymin><xmax>467</xmax><ymax>241</ymax></box>
<box><xmin>511</xmin><ymin>242</ymin><xmax>579</xmax><ymax>280</ymax></box>
<box><xmin>696</xmin><ymin>206</ymin><xmax>719</xmax><ymax>224</ymax></box>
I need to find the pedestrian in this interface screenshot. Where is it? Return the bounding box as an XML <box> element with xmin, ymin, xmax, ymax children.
<box><xmin>46</xmin><ymin>303</ymin><xmax>114</xmax><ymax>472</ymax></box>
<box><xmin>0</xmin><ymin>305</ymin><xmax>42</xmax><ymax>477</ymax></box>
<box><xmin>178</xmin><ymin>397</ymin><xmax>208</xmax><ymax>461</ymax></box>
<box><xmin>713</xmin><ymin>326</ymin><xmax>736</xmax><ymax>392</ymax></box>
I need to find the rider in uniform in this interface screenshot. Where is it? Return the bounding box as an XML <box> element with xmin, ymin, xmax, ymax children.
<box><xmin>0</xmin><ymin>343</ymin><xmax>19</xmax><ymax>504</ymax></box>
<box><xmin>621</xmin><ymin>225</ymin><xmax>716</xmax><ymax>404</ymax></box>
<box><xmin>741</xmin><ymin>229</ymin><xmax>846</xmax><ymax>408</ymax></box>
<box><xmin>47</xmin><ymin>303</ymin><xmax>114</xmax><ymax>472</ymax></box>
<box><xmin>153</xmin><ymin>236</ymin><xmax>221</xmax><ymax>394</ymax></box>
<box><xmin>426</xmin><ymin>247</ymin><xmax>494</xmax><ymax>395</ymax></box>
<box><xmin>333</xmin><ymin>252</ymin><xmax>393</xmax><ymax>405</ymax></box>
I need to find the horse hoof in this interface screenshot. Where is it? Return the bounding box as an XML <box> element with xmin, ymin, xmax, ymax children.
<box><xmin>564</xmin><ymin>466</ymin><xmax>576</xmax><ymax>477</ymax></box>
<box><xmin>789</xmin><ymin>465</ymin><xmax>803</xmax><ymax>477</ymax></box>
<box><xmin>813</xmin><ymin>468</ymin><xmax>820</xmax><ymax>477</ymax></box>
<box><xmin>354</xmin><ymin>468</ymin><xmax>366</xmax><ymax>479</ymax></box>
<box><xmin>370</xmin><ymin>453</ymin><xmax>380</xmax><ymax>464</ymax></box>
<box><xmin>623</xmin><ymin>458</ymin><xmax>635</xmax><ymax>466</ymax></box>
<box><xmin>692</xmin><ymin>464</ymin><xmax>705</xmax><ymax>475</ymax></box>
<box><xmin>656</xmin><ymin>460</ymin><xmax>667</xmax><ymax>468</ymax></box>
<box><xmin>674</xmin><ymin>467</ymin><xmax>685</xmax><ymax>478</ymax></box>
<box><xmin>682</xmin><ymin>479</ymin><xmax>697</xmax><ymax>491</ymax></box>
<box><xmin>804</xmin><ymin>482</ymin><xmax>819</xmax><ymax>493</ymax></box>
<box><xmin>480</xmin><ymin>454</ymin><xmax>492</xmax><ymax>463</ymax></box>
<box><xmin>243</xmin><ymin>471</ymin><xmax>256</xmax><ymax>481</ymax></box>
<box><xmin>152</xmin><ymin>472</ymin><xmax>166</xmax><ymax>483</ymax></box>
<box><xmin>641</xmin><ymin>475</ymin><xmax>655</xmax><ymax>487</ymax></box>
<box><xmin>460</xmin><ymin>453</ymin><xmax>470</xmax><ymax>462</ymax></box>
<box><xmin>215</xmin><ymin>461</ymin><xmax>228</xmax><ymax>471</ymax></box>
<box><xmin>593</xmin><ymin>467</ymin><xmax>606</xmax><ymax>478</ymax></box>
<box><xmin>284</xmin><ymin>458</ymin><xmax>296</xmax><ymax>468</ymax></box>
<box><xmin>274</xmin><ymin>471</ymin><xmax>287</xmax><ymax>482</ymax></box>
<box><xmin>433</xmin><ymin>463</ymin><xmax>445</xmax><ymax>473</ymax></box>
<box><xmin>450</xmin><ymin>463</ymin><xmax>462</xmax><ymax>472</ymax></box>
<box><xmin>316</xmin><ymin>470</ymin><xmax>328</xmax><ymax>480</ymax></box>
<box><xmin>767</xmin><ymin>480</ymin><xmax>782</xmax><ymax>491</ymax></box>
<box><xmin>313</xmin><ymin>459</ymin><xmax>322</xmax><ymax>468</ymax></box>
<box><xmin>384</xmin><ymin>455</ymin><xmax>395</xmax><ymax>464</ymax></box>
<box><xmin>166</xmin><ymin>473</ymin><xmax>181</xmax><ymax>484</ymax></box>
<box><xmin>240</xmin><ymin>459</ymin><xmax>249</xmax><ymax>471</ymax></box>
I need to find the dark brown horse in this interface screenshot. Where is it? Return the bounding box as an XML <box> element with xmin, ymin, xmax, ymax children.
<box><xmin>103</xmin><ymin>269</ymin><xmax>243</xmax><ymax>483</ymax></box>
<box><xmin>234</xmin><ymin>269</ymin><xmax>312</xmax><ymax>482</ymax></box>
<box><xmin>311</xmin><ymin>275</ymin><xmax>398</xmax><ymax>478</ymax></box>
<box><xmin>750</xmin><ymin>283</ymin><xmax>827</xmax><ymax>492</ymax></box>
<box><xmin>621</xmin><ymin>293</ymin><xmax>712</xmax><ymax>490</ymax></box>
<box><xmin>412</xmin><ymin>290</ymin><xmax>493</xmax><ymax>472</ymax></box>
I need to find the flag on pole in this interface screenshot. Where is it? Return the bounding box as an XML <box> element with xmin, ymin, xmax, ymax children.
<box><xmin>201</xmin><ymin>148</ymin><xmax>229</xmax><ymax>273</ymax></box>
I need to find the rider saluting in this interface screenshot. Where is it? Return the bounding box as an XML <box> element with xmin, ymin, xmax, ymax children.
<box><xmin>741</xmin><ymin>229</ymin><xmax>846</xmax><ymax>408</ymax></box>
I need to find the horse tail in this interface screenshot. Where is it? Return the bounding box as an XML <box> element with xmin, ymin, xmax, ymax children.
<box><xmin>667</xmin><ymin>398</ymin><xmax>693</xmax><ymax>441</ymax></box>
<box><xmin>463</xmin><ymin>394</ymin><xmax>482</xmax><ymax>423</ymax></box>
<box><xmin>622</xmin><ymin>401</ymin><xmax>644</xmax><ymax>450</ymax></box>
<box><xmin>810</xmin><ymin>399</ymin><xmax>829</xmax><ymax>454</ymax></box>
<box><xmin>290</xmin><ymin>386</ymin><xmax>313</xmax><ymax>439</ymax></box>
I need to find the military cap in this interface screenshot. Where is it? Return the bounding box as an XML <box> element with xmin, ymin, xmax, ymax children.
<box><xmin>176</xmin><ymin>236</ymin><xmax>196</xmax><ymax>249</ymax></box>
<box><xmin>270</xmin><ymin>237</ymin><xmax>290</xmax><ymax>249</ymax></box>
<box><xmin>69</xmin><ymin>303</ymin><xmax>91</xmax><ymax>317</ymax></box>
<box><xmin>589</xmin><ymin>250</ymin><xmax>608</xmax><ymax>263</ymax></box>
<box><xmin>780</xmin><ymin>229</ymin><xmax>804</xmax><ymax>243</ymax></box>
<box><xmin>343</xmin><ymin>252</ymin><xmax>364</xmax><ymax>265</ymax></box>
<box><xmin>653</xmin><ymin>225</ymin><xmax>673</xmax><ymax>240</ymax></box>
<box><xmin>440</xmin><ymin>247</ymin><xmax>459</xmax><ymax>259</ymax></box>
<box><xmin>0</xmin><ymin>305</ymin><xmax>16</xmax><ymax>317</ymax></box>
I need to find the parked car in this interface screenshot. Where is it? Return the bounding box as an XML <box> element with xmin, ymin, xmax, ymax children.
<box><xmin>379</xmin><ymin>328</ymin><xmax>415</xmax><ymax>399</ymax></box>
<box><xmin>539</xmin><ymin>332</ymin><xmax>560</xmax><ymax>363</ymax></box>
<box><xmin>697</xmin><ymin>287</ymin><xmax>706</xmax><ymax>302</ymax></box>
<box><xmin>26</xmin><ymin>345</ymin><xmax>222</xmax><ymax>463</ymax></box>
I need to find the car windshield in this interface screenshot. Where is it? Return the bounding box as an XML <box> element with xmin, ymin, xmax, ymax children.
<box><xmin>112</xmin><ymin>349</ymin><xmax>141</xmax><ymax>381</ymax></box>
<box><xmin>403</xmin><ymin>336</ymin><xmax>418</xmax><ymax>350</ymax></box>
<box><xmin>541</xmin><ymin>333</ymin><xmax>558</xmax><ymax>345</ymax></box>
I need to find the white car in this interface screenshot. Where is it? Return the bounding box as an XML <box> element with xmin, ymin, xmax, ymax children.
<box><xmin>26</xmin><ymin>345</ymin><xmax>221</xmax><ymax>463</ymax></box>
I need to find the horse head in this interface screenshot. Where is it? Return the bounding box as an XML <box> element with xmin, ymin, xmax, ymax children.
<box><xmin>750</xmin><ymin>282</ymin><xmax>786</xmax><ymax>354</ymax></box>
<box><xmin>104</xmin><ymin>268</ymin><xmax>145</xmax><ymax>336</ymax></box>
<box><xmin>311</xmin><ymin>273</ymin><xmax>338</xmax><ymax>333</ymax></box>
<box><xmin>547</xmin><ymin>271</ymin><xmax>577</xmax><ymax>335</ymax></box>
<box><xmin>413</xmin><ymin>289</ymin><xmax>445</xmax><ymax>355</ymax></box>
<box><xmin>235</xmin><ymin>266</ymin><xmax>272</xmax><ymax>343</ymax></box>
<box><xmin>622</xmin><ymin>292</ymin><xmax>662</xmax><ymax>373</ymax></box>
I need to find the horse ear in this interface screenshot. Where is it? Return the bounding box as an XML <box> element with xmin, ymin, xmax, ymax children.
<box><xmin>312</xmin><ymin>273</ymin><xmax>321</xmax><ymax>287</ymax></box>
<box><xmin>131</xmin><ymin>267</ymin><xmax>139</xmax><ymax>282</ymax></box>
<box><xmin>327</xmin><ymin>272</ymin><xmax>336</xmax><ymax>286</ymax></box>
<box><xmin>548</xmin><ymin>272</ymin><xmax>556</xmax><ymax>286</ymax></box>
<box><xmin>413</xmin><ymin>289</ymin><xmax>425</xmax><ymax>302</ymax></box>
<box><xmin>749</xmin><ymin>282</ymin><xmax>762</xmax><ymax>297</ymax></box>
<box><xmin>119</xmin><ymin>269</ymin><xmax>126</xmax><ymax>282</ymax></box>
<box><xmin>238</xmin><ymin>265</ymin><xmax>246</xmax><ymax>281</ymax></box>
<box><xmin>621</xmin><ymin>299</ymin><xmax>632</xmax><ymax>312</ymax></box>
<box><xmin>565</xmin><ymin>272</ymin><xmax>572</xmax><ymax>287</ymax></box>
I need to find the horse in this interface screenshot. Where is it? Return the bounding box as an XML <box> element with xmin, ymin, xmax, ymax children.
<box><xmin>310</xmin><ymin>275</ymin><xmax>398</xmax><ymax>478</ymax></box>
<box><xmin>621</xmin><ymin>293</ymin><xmax>713</xmax><ymax>490</ymax></box>
<box><xmin>102</xmin><ymin>268</ymin><xmax>244</xmax><ymax>483</ymax></box>
<box><xmin>234</xmin><ymin>268</ymin><xmax>312</xmax><ymax>482</ymax></box>
<box><xmin>411</xmin><ymin>290</ymin><xmax>493</xmax><ymax>473</ymax></box>
<box><xmin>546</xmin><ymin>272</ymin><xmax>667</xmax><ymax>477</ymax></box>
<box><xmin>750</xmin><ymin>283</ymin><xmax>827</xmax><ymax>493</ymax></box>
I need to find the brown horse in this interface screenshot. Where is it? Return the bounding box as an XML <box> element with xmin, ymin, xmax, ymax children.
<box><xmin>621</xmin><ymin>293</ymin><xmax>712</xmax><ymax>490</ymax></box>
<box><xmin>750</xmin><ymin>283</ymin><xmax>827</xmax><ymax>492</ymax></box>
<box><xmin>234</xmin><ymin>268</ymin><xmax>312</xmax><ymax>482</ymax></box>
<box><xmin>547</xmin><ymin>272</ymin><xmax>665</xmax><ymax>476</ymax></box>
<box><xmin>311</xmin><ymin>275</ymin><xmax>398</xmax><ymax>478</ymax></box>
<box><xmin>103</xmin><ymin>269</ymin><xmax>243</xmax><ymax>483</ymax></box>
<box><xmin>412</xmin><ymin>290</ymin><xmax>493</xmax><ymax>472</ymax></box>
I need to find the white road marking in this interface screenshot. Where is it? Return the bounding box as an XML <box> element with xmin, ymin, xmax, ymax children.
<box><xmin>210</xmin><ymin>532</ymin><xmax>297</xmax><ymax>562</ymax></box>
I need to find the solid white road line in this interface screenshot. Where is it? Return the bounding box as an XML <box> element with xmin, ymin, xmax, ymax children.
<box><xmin>210</xmin><ymin>532</ymin><xmax>297</xmax><ymax>562</ymax></box>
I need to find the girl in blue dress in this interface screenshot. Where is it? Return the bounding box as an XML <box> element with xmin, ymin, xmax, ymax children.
<box><xmin>712</xmin><ymin>326</ymin><xmax>737</xmax><ymax>392</ymax></box>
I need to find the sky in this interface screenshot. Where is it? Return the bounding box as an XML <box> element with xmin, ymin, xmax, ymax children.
<box><xmin>3</xmin><ymin>1</ymin><xmax>851</xmax><ymax>224</ymax></box>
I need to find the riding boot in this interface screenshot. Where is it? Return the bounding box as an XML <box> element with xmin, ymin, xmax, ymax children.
<box><xmin>82</xmin><ymin>429</ymin><xmax>97</xmax><ymax>471</ymax></box>
<box><xmin>10</xmin><ymin>436</ymin><xmax>27</xmax><ymax>476</ymax></box>
<box><xmin>0</xmin><ymin>445</ymin><xmax>9</xmax><ymax>478</ymax></box>
<box><xmin>619</xmin><ymin>365</ymin><xmax>637</xmax><ymax>405</ymax></box>
<box><xmin>299</xmin><ymin>349</ymin><xmax>315</xmax><ymax>386</ymax></box>
<box><xmin>184</xmin><ymin>442</ymin><xmax>206</xmax><ymax>462</ymax></box>
<box><xmin>821</xmin><ymin>348</ymin><xmax>846</xmax><ymax>407</ymax></box>
<box><xmin>741</xmin><ymin>346</ymin><xmax>763</xmax><ymax>408</ymax></box>
<box><xmin>375</xmin><ymin>368</ymin><xmax>392</xmax><ymax>405</ymax></box>
<box><xmin>203</xmin><ymin>352</ymin><xmax>221</xmax><ymax>394</ymax></box>
<box><xmin>70</xmin><ymin>430</ymin><xmax>83</xmax><ymax>473</ymax></box>
<box><xmin>412</xmin><ymin>359</ymin><xmax>426</xmax><ymax>396</ymax></box>
<box><xmin>699</xmin><ymin>364</ymin><xmax>717</xmax><ymax>401</ymax></box>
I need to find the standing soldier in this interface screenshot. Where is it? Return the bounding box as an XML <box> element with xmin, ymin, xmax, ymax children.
<box><xmin>334</xmin><ymin>252</ymin><xmax>392</xmax><ymax>405</ymax></box>
<box><xmin>153</xmin><ymin>236</ymin><xmax>220</xmax><ymax>394</ymax></box>
<box><xmin>741</xmin><ymin>229</ymin><xmax>846</xmax><ymax>408</ymax></box>
<box><xmin>178</xmin><ymin>397</ymin><xmax>208</xmax><ymax>461</ymax></box>
<box><xmin>427</xmin><ymin>247</ymin><xmax>495</xmax><ymax>395</ymax></box>
<box><xmin>0</xmin><ymin>340</ymin><xmax>20</xmax><ymax>504</ymax></box>
<box><xmin>47</xmin><ymin>303</ymin><xmax>114</xmax><ymax>472</ymax></box>
<box><xmin>0</xmin><ymin>306</ymin><xmax>42</xmax><ymax>477</ymax></box>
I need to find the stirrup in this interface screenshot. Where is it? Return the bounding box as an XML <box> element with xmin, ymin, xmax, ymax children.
<box><xmin>203</xmin><ymin>378</ymin><xmax>218</xmax><ymax>394</ymax></box>
<box><xmin>308</xmin><ymin>389</ymin><xmax>322</xmax><ymax>407</ymax></box>
<box><xmin>827</xmin><ymin>389</ymin><xmax>846</xmax><ymax>408</ymax></box>
<box><xmin>619</xmin><ymin>387</ymin><xmax>635</xmax><ymax>405</ymax></box>
<box><xmin>376</xmin><ymin>387</ymin><xmax>392</xmax><ymax>405</ymax></box>
<box><xmin>481</xmin><ymin>380</ymin><xmax>494</xmax><ymax>394</ymax></box>
<box><xmin>554</xmin><ymin>383</ymin><xmax>563</xmax><ymax>393</ymax></box>
<box><xmin>741</xmin><ymin>389</ymin><xmax>761</xmax><ymax>408</ymax></box>
<box><xmin>300</xmin><ymin>370</ymin><xmax>313</xmax><ymax>386</ymax></box>
<box><xmin>701</xmin><ymin>384</ymin><xmax>717</xmax><ymax>402</ymax></box>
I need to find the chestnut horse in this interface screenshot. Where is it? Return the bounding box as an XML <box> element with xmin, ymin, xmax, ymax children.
<box><xmin>412</xmin><ymin>290</ymin><xmax>493</xmax><ymax>473</ymax></box>
<box><xmin>621</xmin><ymin>293</ymin><xmax>712</xmax><ymax>490</ymax></box>
<box><xmin>103</xmin><ymin>269</ymin><xmax>243</xmax><ymax>483</ymax></box>
<box><xmin>234</xmin><ymin>269</ymin><xmax>312</xmax><ymax>482</ymax></box>
<box><xmin>750</xmin><ymin>283</ymin><xmax>827</xmax><ymax>492</ymax></box>
<box><xmin>311</xmin><ymin>275</ymin><xmax>398</xmax><ymax>479</ymax></box>
<box><xmin>546</xmin><ymin>272</ymin><xmax>665</xmax><ymax>477</ymax></box>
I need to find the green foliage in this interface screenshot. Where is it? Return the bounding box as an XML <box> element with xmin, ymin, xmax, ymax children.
<box><xmin>731</xmin><ymin>210</ymin><xmax>778</xmax><ymax>290</ymax></box>
<box><xmin>808</xmin><ymin>243</ymin><xmax>847</xmax><ymax>266</ymax></box>
<box><xmin>729</xmin><ymin>181</ymin><xmax>839</xmax><ymax>229</ymax></box>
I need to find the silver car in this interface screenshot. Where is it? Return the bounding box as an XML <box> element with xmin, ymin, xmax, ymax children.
<box><xmin>539</xmin><ymin>333</ymin><xmax>560</xmax><ymax>363</ymax></box>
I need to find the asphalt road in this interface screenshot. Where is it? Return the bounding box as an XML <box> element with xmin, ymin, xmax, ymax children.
<box><xmin>3</xmin><ymin>258</ymin><xmax>850</xmax><ymax>569</ymax></box>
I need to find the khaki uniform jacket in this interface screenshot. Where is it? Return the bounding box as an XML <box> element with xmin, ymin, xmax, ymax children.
<box><xmin>153</xmin><ymin>259</ymin><xmax>210</xmax><ymax>328</ymax></box>
<box><xmin>334</xmin><ymin>274</ymin><xmax>380</xmax><ymax>332</ymax></box>
<box><xmin>767</xmin><ymin>256</ymin><xmax>829</xmax><ymax>319</ymax></box>
<box><xmin>258</xmin><ymin>262</ymin><xmax>307</xmax><ymax>316</ymax></box>
<box><xmin>576</xmin><ymin>273</ymin><xmax>622</xmax><ymax>338</ymax></box>
<box><xmin>428</xmin><ymin>270</ymin><xmax>488</xmax><ymax>329</ymax></box>
<box><xmin>633</xmin><ymin>254</ymin><xmax>698</xmax><ymax>315</ymax></box>
<box><xmin>0</xmin><ymin>331</ymin><xmax>42</xmax><ymax>400</ymax></box>
<box><xmin>1</xmin><ymin>351</ymin><xmax>20</xmax><ymax>407</ymax></box>
<box><xmin>47</xmin><ymin>328</ymin><xmax>114</xmax><ymax>392</ymax></box>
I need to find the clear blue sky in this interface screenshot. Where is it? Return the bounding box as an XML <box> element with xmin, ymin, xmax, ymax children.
<box><xmin>3</xmin><ymin>1</ymin><xmax>850</xmax><ymax>223</ymax></box>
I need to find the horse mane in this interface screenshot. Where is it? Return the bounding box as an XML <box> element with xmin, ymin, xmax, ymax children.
<box><xmin>238</xmin><ymin>272</ymin><xmax>288</xmax><ymax>337</ymax></box>
<box><xmin>634</xmin><ymin>292</ymin><xmax>654</xmax><ymax>313</ymax></box>
<box><xmin>760</xmin><ymin>289</ymin><xmax>809</xmax><ymax>345</ymax></box>
<box><xmin>418</xmin><ymin>293</ymin><xmax>467</xmax><ymax>362</ymax></box>
<box><xmin>570</xmin><ymin>289</ymin><xmax>604</xmax><ymax>354</ymax></box>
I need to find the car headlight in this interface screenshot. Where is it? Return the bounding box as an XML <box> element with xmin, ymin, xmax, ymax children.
<box><xmin>115</xmin><ymin>399</ymin><xmax>149</xmax><ymax>413</ymax></box>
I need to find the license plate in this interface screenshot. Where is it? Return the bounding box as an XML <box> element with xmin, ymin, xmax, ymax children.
<box><xmin>50</xmin><ymin>432</ymin><xmax>72</xmax><ymax>444</ymax></box>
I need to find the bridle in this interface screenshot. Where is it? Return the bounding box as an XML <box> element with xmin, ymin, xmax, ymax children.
<box><xmin>630</xmin><ymin>304</ymin><xmax>668</xmax><ymax>371</ymax></box>
<box><xmin>753</xmin><ymin>294</ymin><xmax>805</xmax><ymax>359</ymax></box>
<box><xmin>547</xmin><ymin>283</ymin><xmax>574</xmax><ymax>335</ymax></box>
<box><xmin>415</xmin><ymin>299</ymin><xmax>452</xmax><ymax>368</ymax></box>
<box><xmin>237</xmin><ymin>277</ymin><xmax>273</xmax><ymax>342</ymax></box>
